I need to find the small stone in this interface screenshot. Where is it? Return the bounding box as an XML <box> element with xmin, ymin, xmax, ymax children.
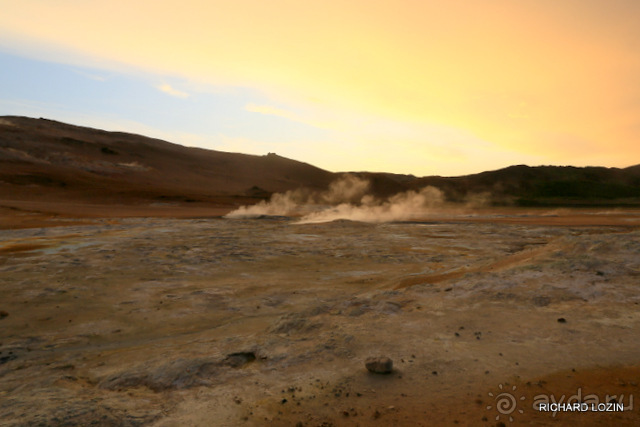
<box><xmin>557</xmin><ymin>317</ymin><xmax>567</xmax><ymax>323</ymax></box>
<box><xmin>365</xmin><ymin>357</ymin><xmax>393</xmax><ymax>374</ymax></box>
<box><xmin>0</xmin><ymin>311</ymin><xmax>8</xmax><ymax>319</ymax></box>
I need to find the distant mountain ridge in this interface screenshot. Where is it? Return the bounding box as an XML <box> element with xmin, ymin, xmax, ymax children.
<box><xmin>411</xmin><ymin>164</ymin><xmax>640</xmax><ymax>206</ymax></box>
<box><xmin>1</xmin><ymin>116</ymin><xmax>639</xmax><ymax>208</ymax></box>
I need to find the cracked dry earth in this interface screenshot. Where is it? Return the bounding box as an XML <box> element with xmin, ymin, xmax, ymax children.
<box><xmin>1</xmin><ymin>211</ymin><xmax>640</xmax><ymax>426</ymax></box>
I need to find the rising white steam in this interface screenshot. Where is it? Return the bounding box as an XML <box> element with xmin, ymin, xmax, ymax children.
<box><xmin>225</xmin><ymin>175</ymin><xmax>449</xmax><ymax>223</ymax></box>
<box><xmin>298</xmin><ymin>186</ymin><xmax>445</xmax><ymax>224</ymax></box>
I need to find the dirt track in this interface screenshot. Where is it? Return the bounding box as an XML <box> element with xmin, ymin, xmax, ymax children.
<box><xmin>1</xmin><ymin>208</ymin><xmax>640</xmax><ymax>426</ymax></box>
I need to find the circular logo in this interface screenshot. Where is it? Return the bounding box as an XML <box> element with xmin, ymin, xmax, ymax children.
<box><xmin>486</xmin><ymin>384</ymin><xmax>526</xmax><ymax>422</ymax></box>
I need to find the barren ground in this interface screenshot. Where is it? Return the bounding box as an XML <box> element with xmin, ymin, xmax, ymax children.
<box><xmin>1</xmin><ymin>207</ymin><xmax>640</xmax><ymax>426</ymax></box>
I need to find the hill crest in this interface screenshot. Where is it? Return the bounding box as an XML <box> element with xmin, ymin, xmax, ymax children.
<box><xmin>1</xmin><ymin>116</ymin><xmax>639</xmax><ymax>212</ymax></box>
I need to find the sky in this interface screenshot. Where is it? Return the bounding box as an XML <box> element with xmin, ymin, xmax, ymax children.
<box><xmin>1</xmin><ymin>0</ymin><xmax>639</xmax><ymax>177</ymax></box>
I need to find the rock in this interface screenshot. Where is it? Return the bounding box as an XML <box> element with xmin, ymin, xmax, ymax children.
<box><xmin>224</xmin><ymin>352</ymin><xmax>256</xmax><ymax>368</ymax></box>
<box><xmin>365</xmin><ymin>357</ymin><xmax>393</xmax><ymax>374</ymax></box>
<box><xmin>0</xmin><ymin>311</ymin><xmax>8</xmax><ymax>319</ymax></box>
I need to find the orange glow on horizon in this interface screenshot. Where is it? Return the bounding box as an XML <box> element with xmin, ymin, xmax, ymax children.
<box><xmin>1</xmin><ymin>0</ymin><xmax>639</xmax><ymax>173</ymax></box>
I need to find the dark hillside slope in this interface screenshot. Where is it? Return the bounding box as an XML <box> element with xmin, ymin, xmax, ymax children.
<box><xmin>412</xmin><ymin>164</ymin><xmax>640</xmax><ymax>206</ymax></box>
<box><xmin>0</xmin><ymin>116</ymin><xmax>335</xmax><ymax>205</ymax></box>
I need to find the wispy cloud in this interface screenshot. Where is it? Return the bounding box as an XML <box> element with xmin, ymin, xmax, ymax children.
<box><xmin>245</xmin><ymin>103</ymin><xmax>299</xmax><ymax>121</ymax></box>
<box><xmin>157</xmin><ymin>83</ymin><xmax>189</xmax><ymax>98</ymax></box>
<box><xmin>2</xmin><ymin>0</ymin><xmax>639</xmax><ymax>173</ymax></box>
<box><xmin>70</xmin><ymin>68</ymin><xmax>108</xmax><ymax>82</ymax></box>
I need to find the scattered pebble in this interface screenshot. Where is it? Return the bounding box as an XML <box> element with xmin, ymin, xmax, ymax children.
<box><xmin>557</xmin><ymin>317</ymin><xmax>567</xmax><ymax>323</ymax></box>
<box><xmin>365</xmin><ymin>357</ymin><xmax>393</xmax><ymax>374</ymax></box>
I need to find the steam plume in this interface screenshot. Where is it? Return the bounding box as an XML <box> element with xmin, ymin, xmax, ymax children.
<box><xmin>225</xmin><ymin>175</ymin><xmax>450</xmax><ymax>223</ymax></box>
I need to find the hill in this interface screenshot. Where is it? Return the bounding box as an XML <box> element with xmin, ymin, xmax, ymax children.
<box><xmin>412</xmin><ymin>164</ymin><xmax>640</xmax><ymax>206</ymax></box>
<box><xmin>0</xmin><ymin>116</ymin><xmax>334</xmax><ymax>209</ymax></box>
<box><xmin>1</xmin><ymin>116</ymin><xmax>639</xmax><ymax>223</ymax></box>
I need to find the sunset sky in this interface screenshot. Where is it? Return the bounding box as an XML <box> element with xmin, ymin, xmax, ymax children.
<box><xmin>1</xmin><ymin>0</ymin><xmax>639</xmax><ymax>176</ymax></box>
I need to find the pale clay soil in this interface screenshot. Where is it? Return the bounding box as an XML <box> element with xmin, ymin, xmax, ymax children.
<box><xmin>1</xmin><ymin>209</ymin><xmax>640</xmax><ymax>426</ymax></box>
